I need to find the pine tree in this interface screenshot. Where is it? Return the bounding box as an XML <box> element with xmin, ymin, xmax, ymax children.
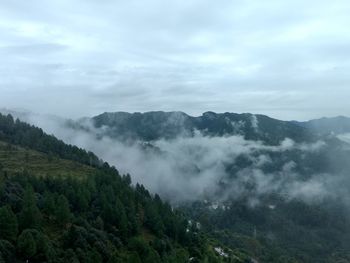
<box><xmin>55</xmin><ymin>195</ymin><xmax>71</xmax><ymax>225</ymax></box>
<box><xmin>19</xmin><ymin>185</ymin><xmax>42</xmax><ymax>230</ymax></box>
<box><xmin>76</xmin><ymin>188</ymin><xmax>89</xmax><ymax>212</ymax></box>
<box><xmin>128</xmin><ymin>252</ymin><xmax>141</xmax><ymax>263</ymax></box>
<box><xmin>115</xmin><ymin>197</ymin><xmax>128</xmax><ymax>239</ymax></box>
<box><xmin>43</xmin><ymin>191</ymin><xmax>55</xmax><ymax>217</ymax></box>
<box><xmin>144</xmin><ymin>249</ymin><xmax>161</xmax><ymax>263</ymax></box>
<box><xmin>144</xmin><ymin>202</ymin><xmax>164</xmax><ymax>236</ymax></box>
<box><xmin>88</xmin><ymin>249</ymin><xmax>102</xmax><ymax>263</ymax></box>
<box><xmin>0</xmin><ymin>206</ymin><xmax>18</xmax><ymax>242</ymax></box>
<box><xmin>107</xmin><ymin>253</ymin><xmax>124</xmax><ymax>263</ymax></box>
<box><xmin>17</xmin><ymin>230</ymin><xmax>37</xmax><ymax>259</ymax></box>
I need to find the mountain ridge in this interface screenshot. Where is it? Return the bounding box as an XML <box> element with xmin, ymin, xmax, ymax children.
<box><xmin>294</xmin><ymin>115</ymin><xmax>350</xmax><ymax>135</ymax></box>
<box><xmin>88</xmin><ymin>111</ymin><xmax>314</xmax><ymax>144</ymax></box>
<box><xmin>2</xmin><ymin>111</ymin><xmax>350</xmax><ymax>262</ymax></box>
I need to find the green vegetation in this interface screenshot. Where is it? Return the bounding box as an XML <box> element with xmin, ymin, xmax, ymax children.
<box><xmin>0</xmin><ymin>113</ymin><xmax>246</xmax><ymax>262</ymax></box>
<box><xmin>0</xmin><ymin>141</ymin><xmax>95</xmax><ymax>178</ymax></box>
<box><xmin>183</xmin><ymin>195</ymin><xmax>350</xmax><ymax>263</ymax></box>
<box><xmin>3</xmin><ymin>111</ymin><xmax>349</xmax><ymax>262</ymax></box>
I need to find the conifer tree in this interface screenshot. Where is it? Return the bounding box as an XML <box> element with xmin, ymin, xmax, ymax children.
<box><xmin>55</xmin><ymin>195</ymin><xmax>71</xmax><ymax>225</ymax></box>
<box><xmin>19</xmin><ymin>186</ymin><xmax>42</xmax><ymax>230</ymax></box>
<box><xmin>0</xmin><ymin>206</ymin><xmax>18</xmax><ymax>242</ymax></box>
<box><xmin>17</xmin><ymin>230</ymin><xmax>37</xmax><ymax>259</ymax></box>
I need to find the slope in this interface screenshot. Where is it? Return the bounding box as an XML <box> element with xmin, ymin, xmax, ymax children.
<box><xmin>0</xmin><ymin>113</ymin><xmax>249</xmax><ymax>263</ymax></box>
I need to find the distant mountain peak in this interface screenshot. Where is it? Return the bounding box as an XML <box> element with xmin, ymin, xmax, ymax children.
<box><xmin>295</xmin><ymin>115</ymin><xmax>350</xmax><ymax>135</ymax></box>
<box><xmin>87</xmin><ymin>110</ymin><xmax>313</xmax><ymax>144</ymax></box>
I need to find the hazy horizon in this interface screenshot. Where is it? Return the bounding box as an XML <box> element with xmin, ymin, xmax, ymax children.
<box><xmin>2</xmin><ymin>106</ymin><xmax>350</xmax><ymax>123</ymax></box>
<box><xmin>1</xmin><ymin>2</ymin><xmax>350</xmax><ymax>260</ymax></box>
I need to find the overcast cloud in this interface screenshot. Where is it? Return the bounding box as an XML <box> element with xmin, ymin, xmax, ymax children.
<box><xmin>1</xmin><ymin>0</ymin><xmax>350</xmax><ymax>120</ymax></box>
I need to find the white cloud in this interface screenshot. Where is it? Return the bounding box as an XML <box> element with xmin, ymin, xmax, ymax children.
<box><xmin>5</xmin><ymin>110</ymin><xmax>337</xmax><ymax>204</ymax></box>
<box><xmin>0</xmin><ymin>0</ymin><xmax>350</xmax><ymax>120</ymax></box>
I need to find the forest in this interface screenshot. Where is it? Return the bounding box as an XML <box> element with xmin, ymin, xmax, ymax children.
<box><xmin>0</xmin><ymin>113</ymin><xmax>247</xmax><ymax>262</ymax></box>
<box><xmin>1</xmin><ymin>111</ymin><xmax>350</xmax><ymax>262</ymax></box>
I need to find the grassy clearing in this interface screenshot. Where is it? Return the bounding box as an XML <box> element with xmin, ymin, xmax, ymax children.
<box><xmin>0</xmin><ymin>141</ymin><xmax>96</xmax><ymax>178</ymax></box>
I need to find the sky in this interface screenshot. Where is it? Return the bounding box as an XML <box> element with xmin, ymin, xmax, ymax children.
<box><xmin>0</xmin><ymin>0</ymin><xmax>350</xmax><ymax>121</ymax></box>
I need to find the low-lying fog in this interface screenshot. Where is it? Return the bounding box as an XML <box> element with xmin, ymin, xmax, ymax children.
<box><xmin>4</xmin><ymin>110</ymin><xmax>350</xmax><ymax>206</ymax></box>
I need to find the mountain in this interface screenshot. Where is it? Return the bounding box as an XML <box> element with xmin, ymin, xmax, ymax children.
<box><xmin>294</xmin><ymin>116</ymin><xmax>350</xmax><ymax>136</ymax></box>
<box><xmin>3</xmin><ymin>110</ymin><xmax>350</xmax><ymax>262</ymax></box>
<box><xmin>79</xmin><ymin>111</ymin><xmax>350</xmax><ymax>263</ymax></box>
<box><xmin>0</xmin><ymin>113</ymin><xmax>247</xmax><ymax>263</ymax></box>
<box><xmin>88</xmin><ymin>111</ymin><xmax>314</xmax><ymax>145</ymax></box>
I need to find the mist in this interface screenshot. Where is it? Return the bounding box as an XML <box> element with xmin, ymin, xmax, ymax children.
<box><xmin>4</xmin><ymin>109</ymin><xmax>350</xmax><ymax>206</ymax></box>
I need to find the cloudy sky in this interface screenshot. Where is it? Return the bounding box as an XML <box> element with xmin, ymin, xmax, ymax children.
<box><xmin>0</xmin><ymin>0</ymin><xmax>350</xmax><ymax>120</ymax></box>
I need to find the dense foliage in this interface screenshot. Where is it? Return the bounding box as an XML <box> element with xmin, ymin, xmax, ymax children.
<box><xmin>0</xmin><ymin>168</ymin><xmax>223</xmax><ymax>262</ymax></box>
<box><xmin>182</xmin><ymin>196</ymin><xmax>350</xmax><ymax>263</ymax></box>
<box><xmin>0</xmin><ymin>113</ymin><xmax>101</xmax><ymax>167</ymax></box>
<box><xmin>0</xmin><ymin>113</ymin><xmax>245</xmax><ymax>262</ymax></box>
<box><xmin>2</xmin><ymin>112</ymin><xmax>350</xmax><ymax>262</ymax></box>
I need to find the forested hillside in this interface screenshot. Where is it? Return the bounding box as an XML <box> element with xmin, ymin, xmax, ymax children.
<box><xmin>2</xmin><ymin>111</ymin><xmax>350</xmax><ymax>263</ymax></box>
<box><xmin>182</xmin><ymin>196</ymin><xmax>350</xmax><ymax>263</ymax></box>
<box><xmin>0</xmin><ymin>113</ymin><xmax>247</xmax><ymax>263</ymax></box>
<box><xmin>87</xmin><ymin>111</ymin><xmax>313</xmax><ymax>144</ymax></box>
<box><xmin>77</xmin><ymin>111</ymin><xmax>350</xmax><ymax>263</ymax></box>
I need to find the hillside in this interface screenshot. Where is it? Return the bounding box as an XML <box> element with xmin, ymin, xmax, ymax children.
<box><xmin>76</xmin><ymin>111</ymin><xmax>350</xmax><ymax>263</ymax></box>
<box><xmin>0</xmin><ymin>113</ymin><xmax>248</xmax><ymax>263</ymax></box>
<box><xmin>0</xmin><ymin>141</ymin><xmax>95</xmax><ymax>178</ymax></box>
<box><xmin>2</xmin><ymin>111</ymin><xmax>350</xmax><ymax>262</ymax></box>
